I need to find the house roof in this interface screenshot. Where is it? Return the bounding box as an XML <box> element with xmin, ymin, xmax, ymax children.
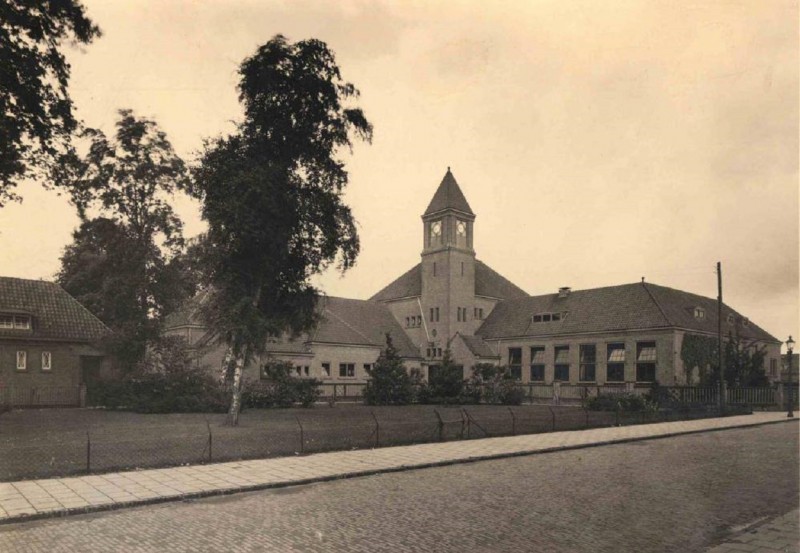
<box><xmin>423</xmin><ymin>169</ymin><xmax>474</xmax><ymax>217</ymax></box>
<box><xmin>165</xmin><ymin>293</ymin><xmax>421</xmax><ymax>359</ymax></box>
<box><xmin>370</xmin><ymin>260</ymin><xmax>528</xmax><ymax>302</ymax></box>
<box><xmin>0</xmin><ymin>276</ymin><xmax>110</xmax><ymax>342</ymax></box>
<box><xmin>311</xmin><ymin>296</ymin><xmax>420</xmax><ymax>358</ymax></box>
<box><xmin>457</xmin><ymin>333</ymin><xmax>499</xmax><ymax>358</ymax></box>
<box><xmin>476</xmin><ymin>281</ymin><xmax>779</xmax><ymax>343</ymax></box>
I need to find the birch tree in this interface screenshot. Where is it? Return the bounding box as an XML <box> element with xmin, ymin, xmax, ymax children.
<box><xmin>191</xmin><ymin>35</ymin><xmax>372</xmax><ymax>425</ymax></box>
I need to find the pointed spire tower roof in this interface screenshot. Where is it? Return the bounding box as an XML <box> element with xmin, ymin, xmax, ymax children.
<box><xmin>423</xmin><ymin>167</ymin><xmax>474</xmax><ymax>217</ymax></box>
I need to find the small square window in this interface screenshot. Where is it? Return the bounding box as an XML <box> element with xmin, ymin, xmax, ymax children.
<box><xmin>322</xmin><ymin>363</ymin><xmax>331</xmax><ymax>377</ymax></box>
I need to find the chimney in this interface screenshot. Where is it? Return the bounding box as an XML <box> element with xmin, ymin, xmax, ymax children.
<box><xmin>558</xmin><ymin>287</ymin><xmax>571</xmax><ymax>298</ymax></box>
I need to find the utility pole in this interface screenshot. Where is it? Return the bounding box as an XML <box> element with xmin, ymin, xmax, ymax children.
<box><xmin>717</xmin><ymin>262</ymin><xmax>725</xmax><ymax>413</ymax></box>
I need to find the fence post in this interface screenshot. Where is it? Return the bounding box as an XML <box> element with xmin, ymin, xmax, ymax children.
<box><xmin>615</xmin><ymin>402</ymin><xmax>621</xmax><ymax>426</ymax></box>
<box><xmin>462</xmin><ymin>408</ymin><xmax>471</xmax><ymax>439</ymax></box>
<box><xmin>333</xmin><ymin>384</ymin><xmax>337</xmax><ymax>404</ymax></box>
<box><xmin>584</xmin><ymin>408</ymin><xmax>589</xmax><ymax>428</ymax></box>
<box><xmin>547</xmin><ymin>406</ymin><xmax>556</xmax><ymax>432</ymax></box>
<box><xmin>371</xmin><ymin>410</ymin><xmax>380</xmax><ymax>447</ymax></box>
<box><xmin>86</xmin><ymin>430</ymin><xmax>91</xmax><ymax>473</ymax></box>
<box><xmin>295</xmin><ymin>416</ymin><xmax>304</xmax><ymax>454</ymax></box>
<box><xmin>433</xmin><ymin>409</ymin><xmax>445</xmax><ymax>442</ymax></box>
<box><xmin>528</xmin><ymin>384</ymin><xmax>533</xmax><ymax>404</ymax></box>
<box><xmin>508</xmin><ymin>407</ymin><xmax>516</xmax><ymax>436</ymax></box>
<box><xmin>79</xmin><ymin>383</ymin><xmax>87</xmax><ymax>408</ymax></box>
<box><xmin>204</xmin><ymin>417</ymin><xmax>212</xmax><ymax>462</ymax></box>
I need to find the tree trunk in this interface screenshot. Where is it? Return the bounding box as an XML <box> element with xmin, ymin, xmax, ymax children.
<box><xmin>220</xmin><ymin>346</ymin><xmax>235</xmax><ymax>384</ymax></box>
<box><xmin>226</xmin><ymin>344</ymin><xmax>248</xmax><ymax>426</ymax></box>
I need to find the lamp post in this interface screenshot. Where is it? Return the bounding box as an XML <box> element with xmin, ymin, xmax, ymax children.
<box><xmin>787</xmin><ymin>336</ymin><xmax>795</xmax><ymax>418</ymax></box>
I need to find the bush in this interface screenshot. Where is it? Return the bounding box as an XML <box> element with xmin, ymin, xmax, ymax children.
<box><xmin>419</xmin><ymin>350</ymin><xmax>464</xmax><ymax>404</ymax></box>
<box><xmin>363</xmin><ymin>334</ymin><xmax>414</xmax><ymax>405</ymax></box>
<box><xmin>463</xmin><ymin>364</ymin><xmax>524</xmax><ymax>405</ymax></box>
<box><xmin>242</xmin><ymin>360</ymin><xmax>322</xmax><ymax>409</ymax></box>
<box><xmin>586</xmin><ymin>392</ymin><xmax>656</xmax><ymax>412</ymax></box>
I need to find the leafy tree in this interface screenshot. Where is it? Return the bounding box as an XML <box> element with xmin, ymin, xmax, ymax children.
<box><xmin>681</xmin><ymin>331</ymin><xmax>768</xmax><ymax>387</ymax></box>
<box><xmin>56</xmin><ymin>110</ymin><xmax>192</xmax><ymax>367</ymax></box>
<box><xmin>191</xmin><ymin>35</ymin><xmax>372</xmax><ymax>425</ymax></box>
<box><xmin>364</xmin><ymin>334</ymin><xmax>413</xmax><ymax>405</ymax></box>
<box><xmin>464</xmin><ymin>363</ymin><xmax>524</xmax><ymax>405</ymax></box>
<box><xmin>0</xmin><ymin>0</ymin><xmax>100</xmax><ymax>206</ymax></box>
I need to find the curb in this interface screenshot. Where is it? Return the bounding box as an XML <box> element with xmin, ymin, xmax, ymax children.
<box><xmin>1</xmin><ymin>417</ymin><xmax>796</xmax><ymax>526</ymax></box>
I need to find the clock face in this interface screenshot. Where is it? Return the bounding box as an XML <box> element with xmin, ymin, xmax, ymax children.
<box><xmin>456</xmin><ymin>221</ymin><xmax>466</xmax><ymax>236</ymax></box>
<box><xmin>431</xmin><ymin>221</ymin><xmax>441</xmax><ymax>236</ymax></box>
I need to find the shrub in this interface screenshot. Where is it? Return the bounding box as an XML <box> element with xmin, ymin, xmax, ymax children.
<box><xmin>464</xmin><ymin>364</ymin><xmax>524</xmax><ymax>405</ymax></box>
<box><xmin>586</xmin><ymin>392</ymin><xmax>656</xmax><ymax>412</ymax></box>
<box><xmin>421</xmin><ymin>350</ymin><xmax>464</xmax><ymax>404</ymax></box>
<box><xmin>242</xmin><ymin>360</ymin><xmax>321</xmax><ymax>409</ymax></box>
<box><xmin>363</xmin><ymin>334</ymin><xmax>414</xmax><ymax>405</ymax></box>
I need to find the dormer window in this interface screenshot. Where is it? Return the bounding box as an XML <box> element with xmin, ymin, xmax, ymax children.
<box><xmin>532</xmin><ymin>312</ymin><xmax>566</xmax><ymax>323</ymax></box>
<box><xmin>727</xmin><ymin>314</ymin><xmax>735</xmax><ymax>325</ymax></box>
<box><xmin>0</xmin><ymin>314</ymin><xmax>31</xmax><ymax>329</ymax></box>
<box><xmin>742</xmin><ymin>317</ymin><xmax>750</xmax><ymax>327</ymax></box>
<box><xmin>693</xmin><ymin>307</ymin><xmax>705</xmax><ymax>320</ymax></box>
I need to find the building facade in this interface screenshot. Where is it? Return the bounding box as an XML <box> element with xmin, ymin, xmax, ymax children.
<box><xmin>166</xmin><ymin>169</ymin><xmax>782</xmax><ymax>386</ymax></box>
<box><xmin>0</xmin><ymin>277</ymin><xmax>111</xmax><ymax>406</ymax></box>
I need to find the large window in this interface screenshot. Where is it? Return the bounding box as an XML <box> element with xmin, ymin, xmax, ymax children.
<box><xmin>606</xmin><ymin>343</ymin><xmax>625</xmax><ymax>382</ymax></box>
<box><xmin>339</xmin><ymin>363</ymin><xmax>355</xmax><ymax>378</ymax></box>
<box><xmin>579</xmin><ymin>345</ymin><xmax>596</xmax><ymax>382</ymax></box>
<box><xmin>554</xmin><ymin>346</ymin><xmax>570</xmax><ymax>381</ymax></box>
<box><xmin>636</xmin><ymin>342</ymin><xmax>657</xmax><ymax>382</ymax></box>
<box><xmin>530</xmin><ymin>346</ymin><xmax>545</xmax><ymax>381</ymax></box>
<box><xmin>508</xmin><ymin>348</ymin><xmax>522</xmax><ymax>380</ymax></box>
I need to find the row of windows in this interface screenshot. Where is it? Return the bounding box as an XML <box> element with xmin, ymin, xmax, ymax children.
<box><xmin>507</xmin><ymin>342</ymin><xmax>657</xmax><ymax>383</ymax></box>
<box><xmin>426</xmin><ymin>347</ymin><xmax>443</xmax><ymax>359</ymax></box>
<box><xmin>289</xmin><ymin>362</ymin><xmax>372</xmax><ymax>379</ymax></box>
<box><xmin>405</xmin><ymin>316</ymin><xmax>422</xmax><ymax>328</ymax></box>
<box><xmin>13</xmin><ymin>350</ymin><xmax>52</xmax><ymax>371</ymax></box>
<box><xmin>531</xmin><ymin>312</ymin><xmax>567</xmax><ymax>323</ymax></box>
<box><xmin>0</xmin><ymin>314</ymin><xmax>31</xmax><ymax>330</ymax></box>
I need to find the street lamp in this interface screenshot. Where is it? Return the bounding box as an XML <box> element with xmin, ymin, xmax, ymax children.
<box><xmin>787</xmin><ymin>336</ymin><xmax>795</xmax><ymax>418</ymax></box>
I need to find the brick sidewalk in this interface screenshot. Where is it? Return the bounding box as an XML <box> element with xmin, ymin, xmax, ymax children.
<box><xmin>0</xmin><ymin>412</ymin><xmax>794</xmax><ymax>525</ymax></box>
<box><xmin>706</xmin><ymin>509</ymin><xmax>799</xmax><ymax>553</ymax></box>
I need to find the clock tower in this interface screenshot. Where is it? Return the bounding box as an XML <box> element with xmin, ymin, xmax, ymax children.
<box><xmin>420</xmin><ymin>168</ymin><xmax>476</xmax><ymax>358</ymax></box>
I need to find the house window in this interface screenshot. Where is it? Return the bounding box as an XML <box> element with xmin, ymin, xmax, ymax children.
<box><xmin>295</xmin><ymin>366</ymin><xmax>303</xmax><ymax>377</ymax></box>
<box><xmin>770</xmin><ymin>359</ymin><xmax>777</xmax><ymax>378</ymax></box>
<box><xmin>16</xmin><ymin>350</ymin><xmax>27</xmax><ymax>371</ymax></box>
<box><xmin>508</xmin><ymin>348</ymin><xmax>522</xmax><ymax>380</ymax></box>
<box><xmin>1</xmin><ymin>314</ymin><xmax>31</xmax><ymax>329</ymax></box>
<box><xmin>479</xmin><ymin>308</ymin><xmax>483</xmax><ymax>319</ymax></box>
<box><xmin>554</xmin><ymin>346</ymin><xmax>570</xmax><ymax>381</ymax></box>
<box><xmin>339</xmin><ymin>363</ymin><xmax>355</xmax><ymax>378</ymax></box>
<box><xmin>579</xmin><ymin>344</ymin><xmax>596</xmax><ymax>382</ymax></box>
<box><xmin>41</xmin><ymin>351</ymin><xmax>52</xmax><ymax>371</ymax></box>
<box><xmin>406</xmin><ymin>317</ymin><xmax>410</xmax><ymax>327</ymax></box>
<box><xmin>363</xmin><ymin>363</ymin><xmax>372</xmax><ymax>375</ymax></box>
<box><xmin>303</xmin><ymin>366</ymin><xmax>309</xmax><ymax>377</ymax></box>
<box><xmin>607</xmin><ymin>343</ymin><xmax>625</xmax><ymax>382</ymax></box>
<box><xmin>636</xmin><ymin>342</ymin><xmax>657</xmax><ymax>382</ymax></box>
<box><xmin>694</xmin><ymin>307</ymin><xmax>705</xmax><ymax>319</ymax></box>
<box><xmin>430</xmin><ymin>308</ymin><xmax>434</xmax><ymax>322</ymax></box>
<box><xmin>530</xmin><ymin>346</ymin><xmax>545</xmax><ymax>381</ymax></box>
<box><xmin>322</xmin><ymin>363</ymin><xmax>331</xmax><ymax>377</ymax></box>
<box><xmin>435</xmin><ymin>307</ymin><xmax>440</xmax><ymax>322</ymax></box>
<box><xmin>532</xmin><ymin>312</ymin><xmax>565</xmax><ymax>323</ymax></box>
<box><xmin>727</xmin><ymin>314</ymin><xmax>735</xmax><ymax>325</ymax></box>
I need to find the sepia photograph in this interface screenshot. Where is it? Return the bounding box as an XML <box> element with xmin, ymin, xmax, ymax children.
<box><xmin>0</xmin><ymin>1</ymin><xmax>798</xmax><ymax>551</ymax></box>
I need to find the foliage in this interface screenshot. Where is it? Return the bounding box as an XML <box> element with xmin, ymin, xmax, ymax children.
<box><xmin>0</xmin><ymin>0</ymin><xmax>100</xmax><ymax>206</ymax></box>
<box><xmin>242</xmin><ymin>360</ymin><xmax>322</xmax><ymax>408</ymax></box>
<box><xmin>56</xmin><ymin>111</ymin><xmax>193</xmax><ymax>368</ymax></box>
<box><xmin>363</xmin><ymin>334</ymin><xmax>413</xmax><ymax>405</ymax></box>
<box><xmin>680</xmin><ymin>332</ymin><xmax>768</xmax><ymax>387</ymax></box>
<box><xmin>586</xmin><ymin>392</ymin><xmax>657</xmax><ymax>412</ymax></box>
<box><xmin>88</xmin><ymin>336</ymin><xmax>228</xmax><ymax>413</ymax></box>
<box><xmin>463</xmin><ymin>363</ymin><xmax>524</xmax><ymax>405</ymax></box>
<box><xmin>190</xmin><ymin>35</ymin><xmax>372</xmax><ymax>424</ymax></box>
<box><xmin>418</xmin><ymin>350</ymin><xmax>465</xmax><ymax>404</ymax></box>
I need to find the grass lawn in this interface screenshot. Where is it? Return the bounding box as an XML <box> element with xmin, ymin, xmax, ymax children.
<box><xmin>0</xmin><ymin>403</ymin><xmax>667</xmax><ymax>482</ymax></box>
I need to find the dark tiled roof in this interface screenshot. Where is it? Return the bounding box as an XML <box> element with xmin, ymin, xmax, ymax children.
<box><xmin>475</xmin><ymin>261</ymin><xmax>529</xmax><ymax>299</ymax></box>
<box><xmin>370</xmin><ymin>260</ymin><xmax>528</xmax><ymax>302</ymax></box>
<box><xmin>458</xmin><ymin>334</ymin><xmax>499</xmax><ymax>358</ymax></box>
<box><xmin>644</xmin><ymin>282</ymin><xmax>779</xmax><ymax>343</ymax></box>
<box><xmin>0</xmin><ymin>276</ymin><xmax>109</xmax><ymax>342</ymax></box>
<box><xmin>476</xmin><ymin>281</ymin><xmax>780</xmax><ymax>343</ymax></box>
<box><xmin>370</xmin><ymin>264</ymin><xmax>422</xmax><ymax>302</ymax></box>
<box><xmin>423</xmin><ymin>169</ymin><xmax>474</xmax><ymax>216</ymax></box>
<box><xmin>312</xmin><ymin>296</ymin><xmax>420</xmax><ymax>358</ymax></box>
<box><xmin>165</xmin><ymin>293</ymin><xmax>421</xmax><ymax>359</ymax></box>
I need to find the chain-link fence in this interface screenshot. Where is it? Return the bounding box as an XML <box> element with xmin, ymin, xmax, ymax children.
<box><xmin>0</xmin><ymin>403</ymin><xmax>751</xmax><ymax>482</ymax></box>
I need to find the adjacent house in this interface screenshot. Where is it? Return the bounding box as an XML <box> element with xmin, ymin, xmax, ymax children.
<box><xmin>164</xmin><ymin>169</ymin><xmax>782</xmax><ymax>387</ymax></box>
<box><xmin>0</xmin><ymin>277</ymin><xmax>110</xmax><ymax>406</ymax></box>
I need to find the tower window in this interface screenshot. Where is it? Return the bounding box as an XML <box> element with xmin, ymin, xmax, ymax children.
<box><xmin>435</xmin><ymin>307</ymin><xmax>440</xmax><ymax>322</ymax></box>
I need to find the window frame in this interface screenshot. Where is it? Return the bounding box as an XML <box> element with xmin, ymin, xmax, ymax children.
<box><xmin>508</xmin><ymin>347</ymin><xmax>522</xmax><ymax>381</ymax></box>
<box><xmin>41</xmin><ymin>351</ymin><xmax>52</xmax><ymax>372</ymax></box>
<box><xmin>579</xmin><ymin>344</ymin><xmax>596</xmax><ymax>382</ymax></box>
<box><xmin>338</xmin><ymin>363</ymin><xmax>356</xmax><ymax>378</ymax></box>
<box><xmin>530</xmin><ymin>346</ymin><xmax>545</xmax><ymax>382</ymax></box>
<box><xmin>16</xmin><ymin>350</ymin><xmax>27</xmax><ymax>371</ymax></box>
<box><xmin>322</xmin><ymin>362</ymin><xmax>331</xmax><ymax>378</ymax></box>
<box><xmin>606</xmin><ymin>343</ymin><xmax>626</xmax><ymax>382</ymax></box>
<box><xmin>554</xmin><ymin>345</ymin><xmax>570</xmax><ymax>381</ymax></box>
<box><xmin>635</xmin><ymin>341</ymin><xmax>657</xmax><ymax>382</ymax></box>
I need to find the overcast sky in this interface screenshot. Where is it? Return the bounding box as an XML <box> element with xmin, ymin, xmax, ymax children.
<box><xmin>0</xmin><ymin>0</ymin><xmax>797</xmax><ymax>348</ymax></box>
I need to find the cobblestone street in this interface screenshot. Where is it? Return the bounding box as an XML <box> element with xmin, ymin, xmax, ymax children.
<box><xmin>1</xmin><ymin>422</ymin><xmax>797</xmax><ymax>552</ymax></box>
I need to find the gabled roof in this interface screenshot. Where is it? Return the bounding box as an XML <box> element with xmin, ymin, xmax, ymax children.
<box><xmin>0</xmin><ymin>276</ymin><xmax>110</xmax><ymax>342</ymax></box>
<box><xmin>457</xmin><ymin>333</ymin><xmax>499</xmax><ymax>359</ymax></box>
<box><xmin>312</xmin><ymin>296</ymin><xmax>420</xmax><ymax>358</ymax></box>
<box><xmin>166</xmin><ymin>293</ymin><xmax>421</xmax><ymax>359</ymax></box>
<box><xmin>476</xmin><ymin>281</ymin><xmax>779</xmax><ymax>343</ymax></box>
<box><xmin>370</xmin><ymin>260</ymin><xmax>528</xmax><ymax>302</ymax></box>
<box><xmin>423</xmin><ymin>169</ymin><xmax>474</xmax><ymax>217</ymax></box>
